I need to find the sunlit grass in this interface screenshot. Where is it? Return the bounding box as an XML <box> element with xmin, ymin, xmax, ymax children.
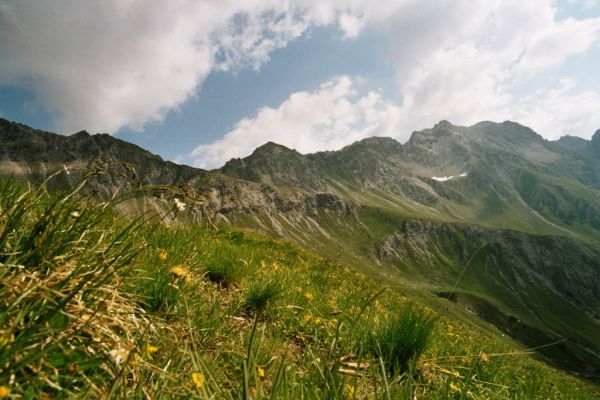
<box><xmin>0</xmin><ymin>178</ymin><xmax>598</xmax><ymax>398</ymax></box>
<box><xmin>367</xmin><ymin>304</ymin><xmax>437</xmax><ymax>377</ymax></box>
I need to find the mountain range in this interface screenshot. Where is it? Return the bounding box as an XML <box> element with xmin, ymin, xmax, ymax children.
<box><xmin>1</xmin><ymin>117</ymin><xmax>599</xmax><ymax>379</ymax></box>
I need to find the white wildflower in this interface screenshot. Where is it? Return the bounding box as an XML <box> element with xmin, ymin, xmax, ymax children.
<box><xmin>174</xmin><ymin>198</ymin><xmax>186</xmax><ymax>212</ymax></box>
<box><xmin>109</xmin><ymin>347</ymin><xmax>128</xmax><ymax>366</ymax></box>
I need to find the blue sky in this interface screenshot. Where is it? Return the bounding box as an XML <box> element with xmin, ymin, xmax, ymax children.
<box><xmin>1</xmin><ymin>1</ymin><xmax>599</xmax><ymax>168</ymax></box>
<box><xmin>117</xmin><ymin>26</ymin><xmax>396</xmax><ymax>161</ymax></box>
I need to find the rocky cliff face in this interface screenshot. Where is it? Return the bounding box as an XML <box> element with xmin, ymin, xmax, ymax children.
<box><xmin>380</xmin><ymin>220</ymin><xmax>600</xmax><ymax>316</ymax></box>
<box><xmin>187</xmin><ymin>173</ymin><xmax>356</xmax><ymax>226</ymax></box>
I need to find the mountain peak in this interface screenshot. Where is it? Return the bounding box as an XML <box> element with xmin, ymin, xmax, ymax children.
<box><xmin>71</xmin><ymin>130</ymin><xmax>91</xmax><ymax>139</ymax></box>
<box><xmin>356</xmin><ymin>136</ymin><xmax>400</xmax><ymax>146</ymax></box>
<box><xmin>340</xmin><ymin>136</ymin><xmax>403</xmax><ymax>157</ymax></box>
<box><xmin>252</xmin><ymin>141</ymin><xmax>299</xmax><ymax>156</ymax></box>
<box><xmin>433</xmin><ymin>120</ymin><xmax>454</xmax><ymax>129</ymax></box>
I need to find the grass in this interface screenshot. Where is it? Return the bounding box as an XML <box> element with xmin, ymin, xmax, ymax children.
<box><xmin>366</xmin><ymin>304</ymin><xmax>437</xmax><ymax>377</ymax></box>
<box><xmin>0</xmin><ymin>178</ymin><xmax>599</xmax><ymax>398</ymax></box>
<box><xmin>0</xmin><ymin>178</ymin><xmax>145</xmax><ymax>397</ymax></box>
<box><xmin>243</xmin><ymin>279</ymin><xmax>282</xmax><ymax>315</ymax></box>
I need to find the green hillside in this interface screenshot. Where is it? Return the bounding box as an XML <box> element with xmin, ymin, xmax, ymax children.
<box><xmin>2</xmin><ymin>118</ymin><xmax>600</xmax><ymax>396</ymax></box>
<box><xmin>1</xmin><ymin>179</ymin><xmax>599</xmax><ymax>398</ymax></box>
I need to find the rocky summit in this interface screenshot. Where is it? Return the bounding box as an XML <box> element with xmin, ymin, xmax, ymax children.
<box><xmin>2</xmin><ymin>117</ymin><xmax>600</xmax><ymax>379</ymax></box>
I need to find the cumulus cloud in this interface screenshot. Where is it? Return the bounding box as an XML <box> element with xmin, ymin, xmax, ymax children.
<box><xmin>0</xmin><ymin>1</ymin><xmax>339</xmax><ymax>133</ymax></box>
<box><xmin>513</xmin><ymin>78</ymin><xmax>600</xmax><ymax>140</ymax></box>
<box><xmin>186</xmin><ymin>76</ymin><xmax>398</xmax><ymax>168</ymax></box>
<box><xmin>185</xmin><ymin>1</ymin><xmax>600</xmax><ymax>168</ymax></box>
<box><xmin>2</xmin><ymin>0</ymin><xmax>600</xmax><ymax>159</ymax></box>
<box><xmin>352</xmin><ymin>0</ymin><xmax>600</xmax><ymax>134</ymax></box>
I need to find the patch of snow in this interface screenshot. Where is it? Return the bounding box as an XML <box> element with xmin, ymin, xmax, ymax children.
<box><xmin>431</xmin><ymin>172</ymin><xmax>469</xmax><ymax>182</ymax></box>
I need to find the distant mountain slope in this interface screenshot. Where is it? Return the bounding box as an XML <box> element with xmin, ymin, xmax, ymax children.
<box><xmin>0</xmin><ymin>117</ymin><xmax>352</xmax><ymax>223</ymax></box>
<box><xmin>218</xmin><ymin>120</ymin><xmax>600</xmax><ymax>377</ymax></box>
<box><xmin>1</xmin><ymin>117</ymin><xmax>599</xmax><ymax>379</ymax></box>
<box><xmin>222</xmin><ymin>120</ymin><xmax>600</xmax><ymax>243</ymax></box>
<box><xmin>0</xmin><ymin>118</ymin><xmax>203</xmax><ymax>185</ymax></box>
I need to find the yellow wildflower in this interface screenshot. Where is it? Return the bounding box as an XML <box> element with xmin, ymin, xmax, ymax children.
<box><xmin>170</xmin><ymin>265</ymin><xmax>189</xmax><ymax>277</ymax></box>
<box><xmin>0</xmin><ymin>332</ymin><xmax>14</xmax><ymax>347</ymax></box>
<box><xmin>449</xmin><ymin>383</ymin><xmax>460</xmax><ymax>393</ymax></box>
<box><xmin>314</xmin><ymin>317</ymin><xmax>323</xmax><ymax>325</ymax></box>
<box><xmin>345</xmin><ymin>384</ymin><xmax>355</xmax><ymax>397</ymax></box>
<box><xmin>146</xmin><ymin>345</ymin><xmax>159</xmax><ymax>357</ymax></box>
<box><xmin>304</xmin><ymin>292</ymin><xmax>314</xmax><ymax>301</ymax></box>
<box><xmin>71</xmin><ymin>211</ymin><xmax>81</xmax><ymax>218</ymax></box>
<box><xmin>0</xmin><ymin>386</ymin><xmax>10</xmax><ymax>398</ymax></box>
<box><xmin>480</xmin><ymin>352</ymin><xmax>490</xmax><ymax>363</ymax></box>
<box><xmin>157</xmin><ymin>249</ymin><xmax>168</xmax><ymax>260</ymax></box>
<box><xmin>257</xmin><ymin>366</ymin><xmax>265</xmax><ymax>378</ymax></box>
<box><xmin>192</xmin><ymin>372</ymin><xmax>205</xmax><ymax>389</ymax></box>
<box><xmin>303</xmin><ymin>313</ymin><xmax>313</xmax><ymax>323</ymax></box>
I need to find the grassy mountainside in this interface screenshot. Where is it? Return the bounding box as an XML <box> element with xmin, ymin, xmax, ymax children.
<box><xmin>2</xmin><ymin>118</ymin><xmax>600</xmax><ymax>387</ymax></box>
<box><xmin>223</xmin><ymin>203</ymin><xmax>600</xmax><ymax>378</ymax></box>
<box><xmin>1</xmin><ymin>179</ymin><xmax>599</xmax><ymax>399</ymax></box>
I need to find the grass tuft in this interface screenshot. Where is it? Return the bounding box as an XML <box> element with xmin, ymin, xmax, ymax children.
<box><xmin>367</xmin><ymin>304</ymin><xmax>437</xmax><ymax>377</ymax></box>
<box><xmin>0</xmin><ymin>178</ymin><xmax>145</xmax><ymax>396</ymax></box>
<box><xmin>205</xmin><ymin>257</ymin><xmax>244</xmax><ymax>287</ymax></box>
<box><xmin>243</xmin><ymin>279</ymin><xmax>282</xmax><ymax>315</ymax></box>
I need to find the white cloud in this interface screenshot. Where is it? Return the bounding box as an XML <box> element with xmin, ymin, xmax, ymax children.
<box><xmin>2</xmin><ymin>0</ymin><xmax>600</xmax><ymax>155</ymax></box>
<box><xmin>184</xmin><ymin>0</ymin><xmax>600</xmax><ymax>167</ymax></box>
<box><xmin>338</xmin><ymin>14</ymin><xmax>364</xmax><ymax>39</ymax></box>
<box><xmin>186</xmin><ymin>76</ymin><xmax>397</xmax><ymax>168</ymax></box>
<box><xmin>512</xmin><ymin>78</ymin><xmax>600</xmax><ymax>139</ymax></box>
<box><xmin>0</xmin><ymin>1</ymin><xmax>337</xmax><ymax>133</ymax></box>
<box><xmin>351</xmin><ymin>0</ymin><xmax>600</xmax><ymax>135</ymax></box>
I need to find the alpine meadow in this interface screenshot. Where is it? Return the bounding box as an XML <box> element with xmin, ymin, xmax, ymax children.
<box><xmin>1</xmin><ymin>1</ymin><xmax>600</xmax><ymax>399</ymax></box>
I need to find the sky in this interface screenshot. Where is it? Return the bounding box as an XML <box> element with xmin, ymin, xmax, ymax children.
<box><xmin>1</xmin><ymin>1</ymin><xmax>599</xmax><ymax>169</ymax></box>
